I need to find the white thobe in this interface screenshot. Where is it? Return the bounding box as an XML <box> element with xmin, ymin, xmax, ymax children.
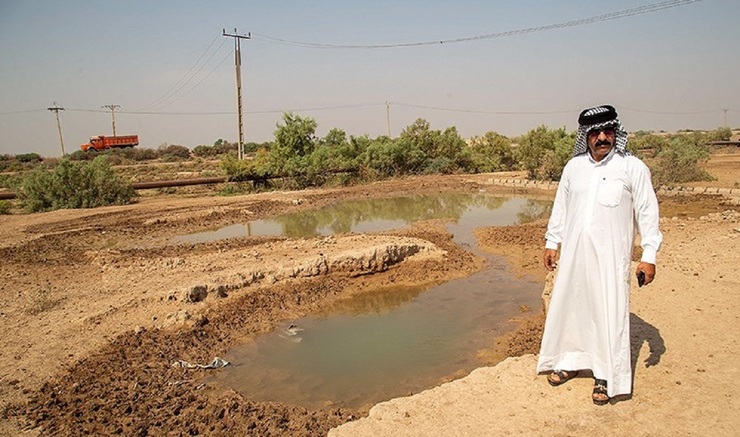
<box><xmin>536</xmin><ymin>150</ymin><xmax>662</xmax><ymax>397</ymax></box>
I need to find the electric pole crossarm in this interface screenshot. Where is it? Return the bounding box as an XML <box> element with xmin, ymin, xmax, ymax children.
<box><xmin>102</xmin><ymin>104</ymin><xmax>121</xmax><ymax>136</ymax></box>
<box><xmin>47</xmin><ymin>102</ymin><xmax>66</xmax><ymax>156</ymax></box>
<box><xmin>222</xmin><ymin>29</ymin><xmax>251</xmax><ymax>39</ymax></box>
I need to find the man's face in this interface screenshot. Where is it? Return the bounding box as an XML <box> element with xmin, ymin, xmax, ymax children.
<box><xmin>587</xmin><ymin>126</ymin><xmax>616</xmax><ymax>162</ymax></box>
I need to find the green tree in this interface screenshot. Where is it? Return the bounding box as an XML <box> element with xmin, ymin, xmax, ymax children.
<box><xmin>514</xmin><ymin>125</ymin><xmax>571</xmax><ymax>180</ymax></box>
<box><xmin>537</xmin><ymin>134</ymin><xmax>575</xmax><ymax>181</ymax></box>
<box><xmin>398</xmin><ymin>119</ymin><xmax>469</xmax><ymax>173</ymax></box>
<box><xmin>310</xmin><ymin>128</ymin><xmax>357</xmax><ymax>172</ymax></box>
<box><xmin>362</xmin><ymin>137</ymin><xmax>426</xmax><ymax>177</ymax></box>
<box><xmin>468</xmin><ymin>131</ymin><xmax>515</xmax><ymax>172</ymax></box>
<box><xmin>431</xmin><ymin>126</ymin><xmax>469</xmax><ymax>173</ymax></box>
<box><xmin>399</xmin><ymin>118</ymin><xmax>436</xmax><ymax>157</ymax></box>
<box><xmin>269</xmin><ymin>113</ymin><xmax>318</xmax><ymax>176</ymax></box>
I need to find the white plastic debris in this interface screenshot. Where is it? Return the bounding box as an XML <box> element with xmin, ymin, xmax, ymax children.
<box><xmin>171</xmin><ymin>356</ymin><xmax>230</xmax><ymax>369</ymax></box>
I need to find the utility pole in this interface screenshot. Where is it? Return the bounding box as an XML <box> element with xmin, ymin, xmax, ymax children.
<box><xmin>102</xmin><ymin>104</ymin><xmax>121</xmax><ymax>136</ymax></box>
<box><xmin>222</xmin><ymin>28</ymin><xmax>251</xmax><ymax>160</ymax></box>
<box><xmin>722</xmin><ymin>108</ymin><xmax>729</xmax><ymax>128</ymax></box>
<box><xmin>47</xmin><ymin>102</ymin><xmax>66</xmax><ymax>156</ymax></box>
<box><xmin>386</xmin><ymin>101</ymin><xmax>391</xmax><ymax>138</ymax></box>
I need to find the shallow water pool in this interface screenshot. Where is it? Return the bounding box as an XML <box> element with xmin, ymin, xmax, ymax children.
<box><xmin>204</xmin><ymin>194</ymin><xmax>551</xmax><ymax>410</ymax></box>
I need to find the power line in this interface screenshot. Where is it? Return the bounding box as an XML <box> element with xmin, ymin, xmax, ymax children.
<box><xmin>619</xmin><ymin>106</ymin><xmax>723</xmax><ymax>115</ymax></box>
<box><xmin>0</xmin><ymin>109</ymin><xmax>46</xmax><ymax>115</ymax></box>
<box><xmin>251</xmin><ymin>0</ymin><xmax>704</xmax><ymax>49</ymax></box>
<box><xmin>46</xmin><ymin>104</ymin><xmax>740</xmax><ymax>117</ymax></box>
<box><xmin>65</xmin><ymin>102</ymin><xmax>383</xmax><ymax>115</ymax></box>
<box><xmin>138</xmin><ymin>34</ymin><xmax>229</xmax><ymax>111</ymax></box>
<box><xmin>155</xmin><ymin>40</ymin><xmax>230</xmax><ymax>110</ymax></box>
<box><xmin>247</xmin><ymin>102</ymin><xmax>386</xmax><ymax>114</ymax></box>
<box><xmin>137</xmin><ymin>32</ymin><xmax>223</xmax><ymax>110</ymax></box>
<box><xmin>158</xmin><ymin>47</ymin><xmax>234</xmax><ymax>108</ymax></box>
<box><xmin>392</xmin><ymin>102</ymin><xmax>577</xmax><ymax>115</ymax></box>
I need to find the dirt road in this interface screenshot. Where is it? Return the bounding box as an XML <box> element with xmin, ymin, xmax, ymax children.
<box><xmin>1</xmin><ymin>169</ymin><xmax>738</xmax><ymax>436</ymax></box>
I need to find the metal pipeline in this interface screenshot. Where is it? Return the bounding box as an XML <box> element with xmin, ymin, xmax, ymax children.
<box><xmin>0</xmin><ymin>176</ymin><xmax>230</xmax><ymax>200</ymax></box>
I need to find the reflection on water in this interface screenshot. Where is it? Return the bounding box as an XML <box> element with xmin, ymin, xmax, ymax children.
<box><xmin>204</xmin><ymin>194</ymin><xmax>552</xmax><ymax>410</ymax></box>
<box><xmin>318</xmin><ymin>284</ymin><xmax>428</xmax><ymax>317</ymax></box>
<box><xmin>175</xmin><ymin>193</ymin><xmax>551</xmax><ymax>243</ymax></box>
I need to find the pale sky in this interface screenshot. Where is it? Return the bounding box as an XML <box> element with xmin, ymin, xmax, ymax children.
<box><xmin>1</xmin><ymin>0</ymin><xmax>737</xmax><ymax>157</ymax></box>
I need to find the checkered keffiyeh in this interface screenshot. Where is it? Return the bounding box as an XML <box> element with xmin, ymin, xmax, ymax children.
<box><xmin>573</xmin><ymin>105</ymin><xmax>629</xmax><ymax>157</ymax></box>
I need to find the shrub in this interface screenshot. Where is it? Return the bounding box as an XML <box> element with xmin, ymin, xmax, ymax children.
<box><xmin>362</xmin><ymin>138</ymin><xmax>427</xmax><ymax>177</ymax></box>
<box><xmin>19</xmin><ymin>156</ymin><xmax>137</xmax><ymax>212</ymax></box>
<box><xmin>193</xmin><ymin>144</ymin><xmax>223</xmax><ymax>158</ymax></box>
<box><xmin>536</xmin><ymin>135</ymin><xmax>573</xmax><ymax>181</ymax></box>
<box><xmin>514</xmin><ymin>126</ymin><xmax>574</xmax><ymax>180</ymax></box>
<box><xmin>424</xmin><ymin>156</ymin><xmax>457</xmax><ymax>174</ymax></box>
<box><xmin>467</xmin><ymin>131</ymin><xmax>515</xmax><ymax>172</ymax></box>
<box><xmin>244</xmin><ymin>141</ymin><xmax>269</xmax><ymax>154</ymax></box>
<box><xmin>68</xmin><ymin>150</ymin><xmax>96</xmax><ymax>161</ymax></box>
<box><xmin>628</xmin><ymin>133</ymin><xmax>669</xmax><ymax>158</ymax></box>
<box><xmin>158</xmin><ymin>144</ymin><xmax>191</xmax><ymax>161</ymax></box>
<box><xmin>650</xmin><ymin>136</ymin><xmax>713</xmax><ymax>187</ymax></box>
<box><xmin>217</xmin><ymin>182</ymin><xmax>254</xmax><ymax>196</ymax></box>
<box><xmin>16</xmin><ymin>153</ymin><xmax>42</xmax><ymax>163</ymax></box>
<box><xmin>221</xmin><ymin>152</ymin><xmax>271</xmax><ymax>183</ymax></box>
<box><xmin>0</xmin><ymin>173</ymin><xmax>23</xmax><ymax>189</ymax></box>
<box><xmin>0</xmin><ymin>200</ymin><xmax>11</xmax><ymax>214</ymax></box>
<box><xmin>117</xmin><ymin>147</ymin><xmax>159</xmax><ymax>162</ymax></box>
<box><xmin>195</xmin><ymin>138</ymin><xmax>240</xmax><ymax>158</ymax></box>
<box><xmin>706</xmin><ymin>127</ymin><xmax>732</xmax><ymax>142</ymax></box>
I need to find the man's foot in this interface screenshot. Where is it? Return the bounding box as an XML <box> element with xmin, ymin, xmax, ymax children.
<box><xmin>547</xmin><ymin>370</ymin><xmax>578</xmax><ymax>386</ymax></box>
<box><xmin>592</xmin><ymin>379</ymin><xmax>610</xmax><ymax>405</ymax></box>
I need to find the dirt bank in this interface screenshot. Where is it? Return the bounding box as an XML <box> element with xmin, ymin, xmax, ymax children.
<box><xmin>0</xmin><ymin>175</ymin><xmax>492</xmax><ymax>436</ymax></box>
<box><xmin>1</xmin><ymin>172</ymin><xmax>738</xmax><ymax>436</ymax></box>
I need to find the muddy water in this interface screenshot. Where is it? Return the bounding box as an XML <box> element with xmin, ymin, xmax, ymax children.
<box><xmin>205</xmin><ymin>194</ymin><xmax>551</xmax><ymax>410</ymax></box>
<box><xmin>174</xmin><ymin>193</ymin><xmax>550</xmax><ymax>242</ymax></box>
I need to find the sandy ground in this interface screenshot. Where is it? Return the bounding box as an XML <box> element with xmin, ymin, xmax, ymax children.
<box><xmin>0</xmin><ymin>152</ymin><xmax>738</xmax><ymax>436</ymax></box>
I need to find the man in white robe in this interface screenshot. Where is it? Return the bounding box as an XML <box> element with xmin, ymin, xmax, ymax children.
<box><xmin>536</xmin><ymin>105</ymin><xmax>663</xmax><ymax>405</ymax></box>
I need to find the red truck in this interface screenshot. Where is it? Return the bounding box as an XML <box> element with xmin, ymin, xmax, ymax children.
<box><xmin>81</xmin><ymin>135</ymin><xmax>139</xmax><ymax>151</ymax></box>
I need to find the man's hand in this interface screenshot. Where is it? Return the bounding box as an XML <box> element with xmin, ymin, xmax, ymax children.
<box><xmin>636</xmin><ymin>262</ymin><xmax>656</xmax><ymax>286</ymax></box>
<box><xmin>543</xmin><ymin>249</ymin><xmax>559</xmax><ymax>272</ymax></box>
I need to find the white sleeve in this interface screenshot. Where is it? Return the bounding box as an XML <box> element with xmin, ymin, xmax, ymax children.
<box><xmin>544</xmin><ymin>163</ymin><xmax>570</xmax><ymax>250</ymax></box>
<box><xmin>630</xmin><ymin>158</ymin><xmax>663</xmax><ymax>264</ymax></box>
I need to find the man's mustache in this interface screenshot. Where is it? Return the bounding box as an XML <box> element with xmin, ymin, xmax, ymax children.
<box><xmin>596</xmin><ymin>140</ymin><xmax>612</xmax><ymax>147</ymax></box>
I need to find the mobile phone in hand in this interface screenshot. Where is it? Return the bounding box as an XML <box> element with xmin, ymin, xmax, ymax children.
<box><xmin>637</xmin><ymin>271</ymin><xmax>646</xmax><ymax>287</ymax></box>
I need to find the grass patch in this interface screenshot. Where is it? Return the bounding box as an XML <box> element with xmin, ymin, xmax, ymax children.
<box><xmin>217</xmin><ymin>182</ymin><xmax>253</xmax><ymax>196</ymax></box>
<box><xmin>0</xmin><ymin>200</ymin><xmax>11</xmax><ymax>215</ymax></box>
<box><xmin>24</xmin><ymin>287</ymin><xmax>63</xmax><ymax>315</ymax></box>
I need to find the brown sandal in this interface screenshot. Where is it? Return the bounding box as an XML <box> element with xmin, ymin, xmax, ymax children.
<box><xmin>547</xmin><ymin>370</ymin><xmax>578</xmax><ymax>386</ymax></box>
<box><xmin>592</xmin><ymin>379</ymin><xmax>610</xmax><ymax>405</ymax></box>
